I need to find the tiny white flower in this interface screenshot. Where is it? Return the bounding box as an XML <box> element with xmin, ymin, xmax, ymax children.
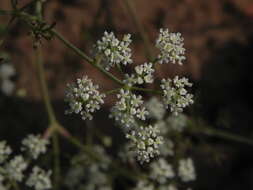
<box><xmin>145</xmin><ymin>97</ymin><xmax>166</xmax><ymax>120</ymax></box>
<box><xmin>110</xmin><ymin>89</ymin><xmax>148</xmax><ymax>128</ymax></box>
<box><xmin>178</xmin><ymin>158</ymin><xmax>196</xmax><ymax>182</ymax></box>
<box><xmin>133</xmin><ymin>180</ymin><xmax>154</xmax><ymax>190</ymax></box>
<box><xmin>150</xmin><ymin>158</ymin><xmax>175</xmax><ymax>184</ymax></box>
<box><xmin>166</xmin><ymin>113</ymin><xmax>188</xmax><ymax>132</ymax></box>
<box><xmin>156</xmin><ymin>28</ymin><xmax>185</xmax><ymax>65</ymax></box>
<box><xmin>0</xmin><ymin>64</ymin><xmax>15</xmax><ymax>79</ymax></box>
<box><xmin>134</xmin><ymin>63</ymin><xmax>154</xmax><ymax>84</ymax></box>
<box><xmin>5</xmin><ymin>155</ymin><xmax>27</xmax><ymax>182</ymax></box>
<box><xmin>21</xmin><ymin>134</ymin><xmax>49</xmax><ymax>159</ymax></box>
<box><xmin>26</xmin><ymin>166</ymin><xmax>52</xmax><ymax>190</ymax></box>
<box><xmin>161</xmin><ymin>76</ymin><xmax>193</xmax><ymax>115</ymax></box>
<box><xmin>1</xmin><ymin>79</ymin><xmax>15</xmax><ymax>95</ymax></box>
<box><xmin>65</xmin><ymin>76</ymin><xmax>105</xmax><ymax>120</ymax></box>
<box><xmin>96</xmin><ymin>31</ymin><xmax>132</xmax><ymax>70</ymax></box>
<box><xmin>126</xmin><ymin>125</ymin><xmax>163</xmax><ymax>164</ymax></box>
<box><xmin>0</xmin><ymin>141</ymin><xmax>12</xmax><ymax>164</ymax></box>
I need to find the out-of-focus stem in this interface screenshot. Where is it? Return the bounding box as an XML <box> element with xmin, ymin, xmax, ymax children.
<box><xmin>36</xmin><ymin>46</ymin><xmax>56</xmax><ymax>123</ymax></box>
<box><xmin>105</xmin><ymin>88</ymin><xmax>122</xmax><ymax>95</ymax></box>
<box><xmin>123</xmin><ymin>0</ymin><xmax>154</xmax><ymax>61</ymax></box>
<box><xmin>131</xmin><ymin>86</ymin><xmax>162</xmax><ymax>94</ymax></box>
<box><xmin>202</xmin><ymin>127</ymin><xmax>253</xmax><ymax>146</ymax></box>
<box><xmin>52</xmin><ymin>132</ymin><xmax>60</xmax><ymax>190</ymax></box>
<box><xmin>35</xmin><ymin>2</ymin><xmax>61</xmax><ymax>190</ymax></box>
<box><xmin>11</xmin><ymin>180</ymin><xmax>20</xmax><ymax>190</ymax></box>
<box><xmin>189</xmin><ymin>120</ymin><xmax>253</xmax><ymax>147</ymax></box>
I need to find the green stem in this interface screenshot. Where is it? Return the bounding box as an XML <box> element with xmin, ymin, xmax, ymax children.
<box><xmin>105</xmin><ymin>88</ymin><xmax>122</xmax><ymax>95</ymax></box>
<box><xmin>51</xmin><ymin>29</ymin><xmax>124</xmax><ymax>86</ymax></box>
<box><xmin>123</xmin><ymin>0</ymin><xmax>153</xmax><ymax>61</ymax></box>
<box><xmin>20</xmin><ymin>0</ymin><xmax>39</xmax><ymax>11</ymax></box>
<box><xmin>51</xmin><ymin>29</ymin><xmax>93</xmax><ymax>63</ymax></box>
<box><xmin>202</xmin><ymin>127</ymin><xmax>253</xmax><ymax>146</ymax></box>
<box><xmin>35</xmin><ymin>0</ymin><xmax>42</xmax><ymax>19</ymax></box>
<box><xmin>35</xmin><ymin>2</ymin><xmax>61</xmax><ymax>189</ymax></box>
<box><xmin>61</xmin><ymin>130</ymin><xmax>146</xmax><ymax>180</ymax></box>
<box><xmin>130</xmin><ymin>86</ymin><xmax>162</xmax><ymax>94</ymax></box>
<box><xmin>11</xmin><ymin>180</ymin><xmax>20</xmax><ymax>190</ymax></box>
<box><xmin>36</xmin><ymin>46</ymin><xmax>56</xmax><ymax>123</ymax></box>
<box><xmin>52</xmin><ymin>132</ymin><xmax>61</xmax><ymax>190</ymax></box>
<box><xmin>0</xmin><ymin>10</ymin><xmax>13</xmax><ymax>16</ymax></box>
<box><xmin>61</xmin><ymin>132</ymin><xmax>101</xmax><ymax>161</ymax></box>
<box><xmin>188</xmin><ymin>120</ymin><xmax>253</xmax><ymax>147</ymax></box>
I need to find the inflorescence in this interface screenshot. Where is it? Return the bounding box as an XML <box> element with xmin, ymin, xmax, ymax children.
<box><xmin>96</xmin><ymin>31</ymin><xmax>133</xmax><ymax>71</ymax></box>
<box><xmin>156</xmin><ymin>28</ymin><xmax>186</xmax><ymax>65</ymax></box>
<box><xmin>0</xmin><ymin>135</ymin><xmax>51</xmax><ymax>190</ymax></box>
<box><xmin>65</xmin><ymin>28</ymin><xmax>194</xmax><ymax>165</ymax></box>
<box><xmin>161</xmin><ymin>76</ymin><xmax>194</xmax><ymax>115</ymax></box>
<box><xmin>65</xmin><ymin>76</ymin><xmax>106</xmax><ymax>120</ymax></box>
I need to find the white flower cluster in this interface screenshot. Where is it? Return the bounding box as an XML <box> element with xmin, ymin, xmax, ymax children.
<box><xmin>72</xmin><ymin>145</ymin><xmax>111</xmax><ymax>169</ymax></box>
<box><xmin>26</xmin><ymin>166</ymin><xmax>52</xmax><ymax>190</ymax></box>
<box><xmin>134</xmin><ymin>62</ymin><xmax>154</xmax><ymax>84</ymax></box>
<box><xmin>0</xmin><ymin>141</ymin><xmax>12</xmax><ymax>164</ymax></box>
<box><xmin>167</xmin><ymin>113</ymin><xmax>188</xmax><ymax>132</ymax></box>
<box><xmin>96</xmin><ymin>31</ymin><xmax>132</xmax><ymax>70</ymax></box>
<box><xmin>133</xmin><ymin>180</ymin><xmax>154</xmax><ymax>190</ymax></box>
<box><xmin>110</xmin><ymin>90</ymin><xmax>165</xmax><ymax>163</ymax></box>
<box><xmin>178</xmin><ymin>158</ymin><xmax>196</xmax><ymax>182</ymax></box>
<box><xmin>152</xmin><ymin>114</ymin><xmax>188</xmax><ymax>135</ymax></box>
<box><xmin>5</xmin><ymin>155</ymin><xmax>28</xmax><ymax>182</ymax></box>
<box><xmin>126</xmin><ymin>125</ymin><xmax>163</xmax><ymax>163</ymax></box>
<box><xmin>110</xmin><ymin>89</ymin><xmax>148</xmax><ymax>128</ymax></box>
<box><xmin>65</xmin><ymin>145</ymin><xmax>112</xmax><ymax>190</ymax></box>
<box><xmin>0</xmin><ymin>137</ymin><xmax>51</xmax><ymax>190</ymax></box>
<box><xmin>0</xmin><ymin>63</ymin><xmax>15</xmax><ymax>95</ymax></box>
<box><xmin>132</xmin><ymin>180</ymin><xmax>178</xmax><ymax>190</ymax></box>
<box><xmin>150</xmin><ymin>158</ymin><xmax>175</xmax><ymax>184</ymax></box>
<box><xmin>21</xmin><ymin>134</ymin><xmax>49</xmax><ymax>159</ymax></box>
<box><xmin>123</xmin><ymin>63</ymin><xmax>154</xmax><ymax>86</ymax></box>
<box><xmin>82</xmin><ymin>164</ymin><xmax>112</xmax><ymax>190</ymax></box>
<box><xmin>65</xmin><ymin>76</ymin><xmax>105</xmax><ymax>120</ymax></box>
<box><xmin>145</xmin><ymin>97</ymin><xmax>166</xmax><ymax>120</ymax></box>
<box><xmin>161</xmin><ymin>76</ymin><xmax>194</xmax><ymax>115</ymax></box>
<box><xmin>132</xmin><ymin>157</ymin><xmax>196</xmax><ymax>190</ymax></box>
<box><xmin>159</xmin><ymin>139</ymin><xmax>174</xmax><ymax>157</ymax></box>
<box><xmin>156</xmin><ymin>28</ymin><xmax>185</xmax><ymax>65</ymax></box>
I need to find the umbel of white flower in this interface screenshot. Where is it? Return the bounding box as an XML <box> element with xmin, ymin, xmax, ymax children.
<box><xmin>133</xmin><ymin>180</ymin><xmax>154</xmax><ymax>190</ymax></box>
<box><xmin>65</xmin><ymin>145</ymin><xmax>112</xmax><ymax>190</ymax></box>
<box><xmin>150</xmin><ymin>158</ymin><xmax>175</xmax><ymax>184</ymax></box>
<box><xmin>0</xmin><ymin>141</ymin><xmax>12</xmax><ymax>164</ymax></box>
<box><xmin>178</xmin><ymin>158</ymin><xmax>196</xmax><ymax>182</ymax></box>
<box><xmin>65</xmin><ymin>76</ymin><xmax>105</xmax><ymax>120</ymax></box>
<box><xmin>110</xmin><ymin>89</ymin><xmax>148</xmax><ymax>128</ymax></box>
<box><xmin>161</xmin><ymin>76</ymin><xmax>194</xmax><ymax>115</ymax></box>
<box><xmin>123</xmin><ymin>62</ymin><xmax>154</xmax><ymax>86</ymax></box>
<box><xmin>166</xmin><ymin>113</ymin><xmax>188</xmax><ymax>132</ymax></box>
<box><xmin>26</xmin><ymin>166</ymin><xmax>52</xmax><ymax>190</ymax></box>
<box><xmin>21</xmin><ymin>134</ymin><xmax>49</xmax><ymax>159</ymax></box>
<box><xmin>156</xmin><ymin>28</ymin><xmax>186</xmax><ymax>65</ymax></box>
<box><xmin>145</xmin><ymin>97</ymin><xmax>166</xmax><ymax>120</ymax></box>
<box><xmin>96</xmin><ymin>31</ymin><xmax>132</xmax><ymax>70</ymax></box>
<box><xmin>126</xmin><ymin>125</ymin><xmax>163</xmax><ymax>164</ymax></box>
<box><xmin>0</xmin><ymin>63</ymin><xmax>16</xmax><ymax>95</ymax></box>
<box><xmin>5</xmin><ymin>155</ymin><xmax>28</xmax><ymax>182</ymax></box>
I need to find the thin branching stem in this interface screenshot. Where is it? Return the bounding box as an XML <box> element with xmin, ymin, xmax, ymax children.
<box><xmin>52</xmin><ymin>132</ymin><xmax>61</xmax><ymax>190</ymax></box>
<box><xmin>35</xmin><ymin>2</ymin><xmax>61</xmax><ymax>190</ymax></box>
<box><xmin>51</xmin><ymin>29</ymin><xmax>125</xmax><ymax>86</ymax></box>
<box><xmin>122</xmin><ymin>0</ymin><xmax>154</xmax><ymax>61</ymax></box>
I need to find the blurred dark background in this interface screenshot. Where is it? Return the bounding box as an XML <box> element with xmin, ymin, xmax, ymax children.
<box><xmin>1</xmin><ymin>0</ymin><xmax>253</xmax><ymax>189</ymax></box>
